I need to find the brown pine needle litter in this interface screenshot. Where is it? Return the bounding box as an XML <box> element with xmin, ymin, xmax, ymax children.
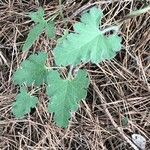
<box><xmin>0</xmin><ymin>0</ymin><xmax>150</xmax><ymax>149</ymax></box>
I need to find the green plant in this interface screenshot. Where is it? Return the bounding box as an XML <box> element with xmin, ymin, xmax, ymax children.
<box><xmin>12</xmin><ymin>7</ymin><xmax>122</xmax><ymax>128</ymax></box>
<box><xmin>22</xmin><ymin>7</ymin><xmax>55</xmax><ymax>51</ymax></box>
<box><xmin>12</xmin><ymin>88</ymin><xmax>38</xmax><ymax>118</ymax></box>
<box><xmin>13</xmin><ymin>52</ymin><xmax>48</xmax><ymax>86</ymax></box>
<box><xmin>127</xmin><ymin>5</ymin><xmax>150</xmax><ymax>17</ymax></box>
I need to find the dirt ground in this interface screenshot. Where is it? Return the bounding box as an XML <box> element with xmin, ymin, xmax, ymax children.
<box><xmin>0</xmin><ymin>0</ymin><xmax>150</xmax><ymax>149</ymax></box>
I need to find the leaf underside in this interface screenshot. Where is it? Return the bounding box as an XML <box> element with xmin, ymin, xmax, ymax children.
<box><xmin>12</xmin><ymin>89</ymin><xmax>38</xmax><ymax>118</ymax></box>
<box><xmin>13</xmin><ymin>52</ymin><xmax>48</xmax><ymax>86</ymax></box>
<box><xmin>54</xmin><ymin>7</ymin><xmax>122</xmax><ymax>66</ymax></box>
<box><xmin>46</xmin><ymin>70</ymin><xmax>89</xmax><ymax>128</ymax></box>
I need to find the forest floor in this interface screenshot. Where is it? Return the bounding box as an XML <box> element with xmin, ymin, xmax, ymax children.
<box><xmin>0</xmin><ymin>0</ymin><xmax>150</xmax><ymax>149</ymax></box>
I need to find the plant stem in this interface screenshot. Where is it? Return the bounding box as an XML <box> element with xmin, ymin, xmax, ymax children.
<box><xmin>127</xmin><ymin>5</ymin><xmax>150</xmax><ymax>17</ymax></box>
<box><xmin>101</xmin><ymin>26</ymin><xmax>119</xmax><ymax>34</ymax></box>
<box><xmin>68</xmin><ymin>65</ymin><xmax>74</xmax><ymax>79</ymax></box>
<box><xmin>59</xmin><ymin>0</ymin><xmax>68</xmax><ymax>28</ymax></box>
<box><xmin>59</xmin><ymin>0</ymin><xmax>64</xmax><ymax>20</ymax></box>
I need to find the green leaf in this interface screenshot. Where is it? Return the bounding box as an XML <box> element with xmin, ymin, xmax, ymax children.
<box><xmin>57</xmin><ymin>30</ymin><xmax>69</xmax><ymax>44</ymax></box>
<box><xmin>54</xmin><ymin>7</ymin><xmax>122</xmax><ymax>66</ymax></box>
<box><xmin>12</xmin><ymin>89</ymin><xmax>38</xmax><ymax>118</ymax></box>
<box><xmin>46</xmin><ymin>21</ymin><xmax>55</xmax><ymax>38</ymax></box>
<box><xmin>122</xmin><ymin>116</ymin><xmax>128</xmax><ymax>126</ymax></box>
<box><xmin>47</xmin><ymin>70</ymin><xmax>89</xmax><ymax>128</ymax></box>
<box><xmin>22</xmin><ymin>22</ymin><xmax>46</xmax><ymax>52</ymax></box>
<box><xmin>29</xmin><ymin>7</ymin><xmax>45</xmax><ymax>23</ymax></box>
<box><xmin>13</xmin><ymin>52</ymin><xmax>48</xmax><ymax>86</ymax></box>
<box><xmin>22</xmin><ymin>7</ymin><xmax>55</xmax><ymax>52</ymax></box>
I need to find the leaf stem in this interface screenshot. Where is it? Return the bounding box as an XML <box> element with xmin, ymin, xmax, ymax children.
<box><xmin>68</xmin><ymin>65</ymin><xmax>74</xmax><ymax>79</ymax></box>
<box><xmin>127</xmin><ymin>5</ymin><xmax>150</xmax><ymax>17</ymax></box>
<box><xmin>101</xmin><ymin>26</ymin><xmax>119</xmax><ymax>34</ymax></box>
<box><xmin>59</xmin><ymin>0</ymin><xmax>68</xmax><ymax>28</ymax></box>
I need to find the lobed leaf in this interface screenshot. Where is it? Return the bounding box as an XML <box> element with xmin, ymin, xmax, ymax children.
<box><xmin>22</xmin><ymin>22</ymin><xmax>46</xmax><ymax>52</ymax></box>
<box><xmin>12</xmin><ymin>89</ymin><xmax>38</xmax><ymax>118</ymax></box>
<box><xmin>46</xmin><ymin>70</ymin><xmax>89</xmax><ymax>128</ymax></box>
<box><xmin>45</xmin><ymin>21</ymin><xmax>55</xmax><ymax>38</ymax></box>
<box><xmin>22</xmin><ymin>7</ymin><xmax>55</xmax><ymax>52</ymax></box>
<box><xmin>13</xmin><ymin>52</ymin><xmax>48</xmax><ymax>86</ymax></box>
<box><xmin>54</xmin><ymin>7</ymin><xmax>122</xmax><ymax>66</ymax></box>
<box><xmin>28</xmin><ymin>7</ymin><xmax>45</xmax><ymax>23</ymax></box>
